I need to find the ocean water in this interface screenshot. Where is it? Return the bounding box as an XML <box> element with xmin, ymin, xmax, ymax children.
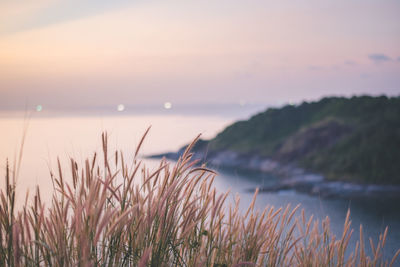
<box><xmin>0</xmin><ymin>112</ymin><xmax>234</xmax><ymax>204</ymax></box>
<box><xmin>1</xmin><ymin>111</ymin><xmax>399</xmax><ymax>260</ymax></box>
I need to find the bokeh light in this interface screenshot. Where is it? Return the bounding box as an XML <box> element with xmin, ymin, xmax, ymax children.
<box><xmin>117</xmin><ymin>104</ymin><xmax>125</xmax><ymax>112</ymax></box>
<box><xmin>164</xmin><ymin>102</ymin><xmax>172</xmax><ymax>109</ymax></box>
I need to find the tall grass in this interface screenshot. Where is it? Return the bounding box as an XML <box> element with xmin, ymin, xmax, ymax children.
<box><xmin>1</xmin><ymin>130</ymin><xmax>399</xmax><ymax>266</ymax></box>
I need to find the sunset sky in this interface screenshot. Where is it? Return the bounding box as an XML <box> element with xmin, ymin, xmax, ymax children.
<box><xmin>1</xmin><ymin>0</ymin><xmax>400</xmax><ymax>110</ymax></box>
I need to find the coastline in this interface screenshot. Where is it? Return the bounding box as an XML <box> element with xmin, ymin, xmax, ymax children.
<box><xmin>149</xmin><ymin>150</ymin><xmax>400</xmax><ymax>199</ymax></box>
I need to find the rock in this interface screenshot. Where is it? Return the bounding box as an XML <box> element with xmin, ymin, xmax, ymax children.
<box><xmin>148</xmin><ymin>149</ymin><xmax>400</xmax><ymax>199</ymax></box>
<box><xmin>259</xmin><ymin>159</ymin><xmax>280</xmax><ymax>172</ymax></box>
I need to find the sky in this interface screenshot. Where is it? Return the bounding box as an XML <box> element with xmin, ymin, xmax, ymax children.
<box><xmin>1</xmin><ymin>0</ymin><xmax>400</xmax><ymax>111</ymax></box>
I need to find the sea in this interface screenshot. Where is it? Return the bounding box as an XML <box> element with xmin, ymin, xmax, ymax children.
<box><xmin>1</xmin><ymin>106</ymin><xmax>399</xmax><ymax>260</ymax></box>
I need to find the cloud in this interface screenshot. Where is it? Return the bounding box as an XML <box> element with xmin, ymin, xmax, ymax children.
<box><xmin>344</xmin><ymin>60</ymin><xmax>356</xmax><ymax>66</ymax></box>
<box><xmin>398</xmin><ymin>57</ymin><xmax>400</xmax><ymax>62</ymax></box>
<box><xmin>308</xmin><ymin>65</ymin><xmax>323</xmax><ymax>71</ymax></box>
<box><xmin>368</xmin><ymin>53</ymin><xmax>391</xmax><ymax>64</ymax></box>
<box><xmin>1</xmin><ymin>0</ymin><xmax>137</xmax><ymax>35</ymax></box>
<box><xmin>360</xmin><ymin>73</ymin><xmax>370</xmax><ymax>79</ymax></box>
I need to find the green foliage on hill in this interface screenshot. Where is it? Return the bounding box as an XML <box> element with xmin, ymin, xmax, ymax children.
<box><xmin>206</xmin><ymin>95</ymin><xmax>400</xmax><ymax>184</ymax></box>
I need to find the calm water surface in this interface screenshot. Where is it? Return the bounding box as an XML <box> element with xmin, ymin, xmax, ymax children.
<box><xmin>1</xmin><ymin>113</ymin><xmax>399</xmax><ymax>260</ymax></box>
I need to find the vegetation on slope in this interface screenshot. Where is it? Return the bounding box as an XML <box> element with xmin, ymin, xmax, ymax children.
<box><xmin>204</xmin><ymin>95</ymin><xmax>400</xmax><ymax>184</ymax></box>
<box><xmin>1</xmin><ymin>131</ymin><xmax>399</xmax><ymax>266</ymax></box>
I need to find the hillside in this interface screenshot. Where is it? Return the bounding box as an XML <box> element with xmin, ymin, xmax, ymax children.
<box><xmin>183</xmin><ymin>96</ymin><xmax>400</xmax><ymax>185</ymax></box>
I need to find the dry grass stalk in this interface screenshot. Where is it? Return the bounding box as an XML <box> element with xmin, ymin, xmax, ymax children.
<box><xmin>0</xmin><ymin>129</ymin><xmax>399</xmax><ymax>266</ymax></box>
